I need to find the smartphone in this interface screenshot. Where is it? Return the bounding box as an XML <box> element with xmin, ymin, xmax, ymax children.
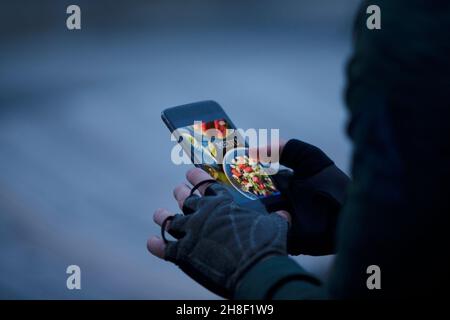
<box><xmin>161</xmin><ymin>100</ymin><xmax>284</xmax><ymax>211</ymax></box>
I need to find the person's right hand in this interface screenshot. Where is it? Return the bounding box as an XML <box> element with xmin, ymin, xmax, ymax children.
<box><xmin>259</xmin><ymin>139</ymin><xmax>351</xmax><ymax>256</ymax></box>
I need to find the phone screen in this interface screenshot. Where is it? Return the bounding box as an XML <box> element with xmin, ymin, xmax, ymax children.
<box><xmin>176</xmin><ymin>118</ymin><xmax>280</xmax><ymax>200</ymax></box>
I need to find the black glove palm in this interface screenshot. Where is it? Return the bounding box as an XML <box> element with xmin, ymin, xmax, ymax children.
<box><xmin>164</xmin><ymin>183</ymin><xmax>288</xmax><ymax>299</ymax></box>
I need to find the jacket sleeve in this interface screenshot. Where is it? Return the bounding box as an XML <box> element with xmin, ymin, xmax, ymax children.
<box><xmin>234</xmin><ymin>256</ymin><xmax>325</xmax><ymax>300</ymax></box>
<box><xmin>330</xmin><ymin>0</ymin><xmax>450</xmax><ymax>298</ymax></box>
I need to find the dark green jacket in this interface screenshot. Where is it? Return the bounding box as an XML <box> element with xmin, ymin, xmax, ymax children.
<box><xmin>236</xmin><ymin>0</ymin><xmax>450</xmax><ymax>299</ymax></box>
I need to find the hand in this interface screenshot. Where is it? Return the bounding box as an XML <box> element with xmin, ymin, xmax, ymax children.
<box><xmin>147</xmin><ymin>168</ymin><xmax>289</xmax><ymax>298</ymax></box>
<box><xmin>258</xmin><ymin>139</ymin><xmax>350</xmax><ymax>255</ymax></box>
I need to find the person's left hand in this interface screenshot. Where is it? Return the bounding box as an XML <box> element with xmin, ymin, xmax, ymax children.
<box><xmin>147</xmin><ymin>168</ymin><xmax>289</xmax><ymax>299</ymax></box>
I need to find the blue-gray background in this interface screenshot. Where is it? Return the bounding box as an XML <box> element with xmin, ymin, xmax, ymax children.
<box><xmin>0</xmin><ymin>0</ymin><xmax>360</xmax><ymax>299</ymax></box>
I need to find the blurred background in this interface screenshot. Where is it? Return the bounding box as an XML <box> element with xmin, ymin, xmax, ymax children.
<box><xmin>0</xmin><ymin>0</ymin><xmax>360</xmax><ymax>299</ymax></box>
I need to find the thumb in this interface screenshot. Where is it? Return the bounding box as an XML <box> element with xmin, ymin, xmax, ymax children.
<box><xmin>275</xmin><ymin>210</ymin><xmax>291</xmax><ymax>225</ymax></box>
<box><xmin>279</xmin><ymin>139</ymin><xmax>333</xmax><ymax>179</ymax></box>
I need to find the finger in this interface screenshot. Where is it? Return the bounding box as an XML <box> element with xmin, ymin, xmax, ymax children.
<box><xmin>248</xmin><ymin>139</ymin><xmax>287</xmax><ymax>163</ymax></box>
<box><xmin>153</xmin><ymin>209</ymin><xmax>189</xmax><ymax>239</ymax></box>
<box><xmin>275</xmin><ymin>210</ymin><xmax>292</xmax><ymax>225</ymax></box>
<box><xmin>153</xmin><ymin>208</ymin><xmax>175</xmax><ymax>227</ymax></box>
<box><xmin>202</xmin><ymin>182</ymin><xmax>232</xmax><ymax>197</ymax></box>
<box><xmin>181</xmin><ymin>194</ymin><xmax>200</xmax><ymax>215</ymax></box>
<box><xmin>186</xmin><ymin>167</ymin><xmax>215</xmax><ymax>195</ymax></box>
<box><xmin>173</xmin><ymin>183</ymin><xmax>192</xmax><ymax>210</ymax></box>
<box><xmin>147</xmin><ymin>236</ymin><xmax>166</xmax><ymax>259</ymax></box>
<box><xmin>164</xmin><ymin>240</ymin><xmax>180</xmax><ymax>263</ymax></box>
